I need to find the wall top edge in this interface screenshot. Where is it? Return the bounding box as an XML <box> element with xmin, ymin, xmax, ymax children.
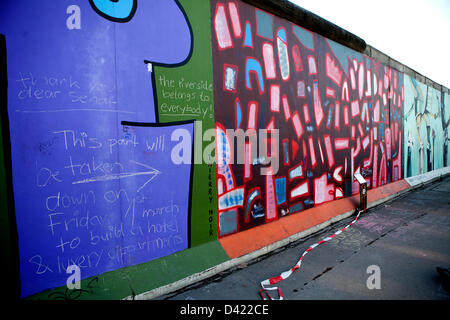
<box><xmin>241</xmin><ymin>0</ymin><xmax>449</xmax><ymax>94</ymax></box>
<box><xmin>365</xmin><ymin>45</ymin><xmax>450</xmax><ymax>93</ymax></box>
<box><xmin>240</xmin><ymin>0</ymin><xmax>367</xmax><ymax>53</ymax></box>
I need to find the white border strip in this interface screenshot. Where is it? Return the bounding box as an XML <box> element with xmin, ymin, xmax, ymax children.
<box><xmin>405</xmin><ymin>166</ymin><xmax>450</xmax><ymax>187</ymax></box>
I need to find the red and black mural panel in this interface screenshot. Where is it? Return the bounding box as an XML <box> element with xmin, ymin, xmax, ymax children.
<box><xmin>211</xmin><ymin>0</ymin><xmax>404</xmax><ymax>237</ymax></box>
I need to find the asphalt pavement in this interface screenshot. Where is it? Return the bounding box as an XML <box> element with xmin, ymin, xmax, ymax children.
<box><xmin>159</xmin><ymin>176</ymin><xmax>450</xmax><ymax>300</ymax></box>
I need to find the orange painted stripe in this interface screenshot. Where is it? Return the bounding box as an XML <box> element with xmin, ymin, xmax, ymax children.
<box><xmin>219</xmin><ymin>179</ymin><xmax>410</xmax><ymax>259</ymax></box>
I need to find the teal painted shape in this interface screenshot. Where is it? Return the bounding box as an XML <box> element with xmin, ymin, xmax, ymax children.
<box><xmin>366</xmin><ymin>56</ymin><xmax>372</xmax><ymax>69</ymax></box>
<box><xmin>289</xmin><ymin>202</ymin><xmax>304</xmax><ymax>213</ymax></box>
<box><xmin>275</xmin><ymin>177</ymin><xmax>286</xmax><ymax>205</ymax></box>
<box><xmin>444</xmin><ymin>92</ymin><xmax>450</xmax><ymax>167</ymax></box>
<box><xmin>293</xmin><ymin>25</ymin><xmax>314</xmax><ymax>50</ymax></box>
<box><xmin>326</xmin><ymin>38</ymin><xmax>362</xmax><ymax>75</ymax></box>
<box><xmin>283</xmin><ymin>140</ymin><xmax>289</xmax><ymax>164</ymax></box>
<box><xmin>236</xmin><ymin>100</ymin><xmax>242</xmax><ymax>128</ymax></box>
<box><xmin>219</xmin><ymin>209</ymin><xmax>238</xmax><ymax>236</ymax></box>
<box><xmin>244</xmin><ymin>21</ymin><xmax>253</xmax><ymax>47</ymax></box>
<box><xmin>245</xmin><ymin>58</ymin><xmax>264</xmax><ymax>93</ymax></box>
<box><xmin>403</xmin><ymin>75</ymin><xmax>447</xmax><ymax>178</ymax></box>
<box><xmin>90</xmin><ymin>0</ymin><xmax>136</xmax><ymax>20</ymax></box>
<box><xmin>277</xmin><ymin>27</ymin><xmax>287</xmax><ymax>42</ymax></box>
<box><xmin>255</xmin><ymin>9</ymin><xmax>273</xmax><ymax>40</ymax></box>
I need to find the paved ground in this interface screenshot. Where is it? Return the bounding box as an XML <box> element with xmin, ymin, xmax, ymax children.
<box><xmin>159</xmin><ymin>176</ymin><xmax>450</xmax><ymax>300</ymax></box>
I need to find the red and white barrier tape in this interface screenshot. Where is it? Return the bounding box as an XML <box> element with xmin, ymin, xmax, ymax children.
<box><xmin>259</xmin><ymin>209</ymin><xmax>364</xmax><ymax>300</ymax></box>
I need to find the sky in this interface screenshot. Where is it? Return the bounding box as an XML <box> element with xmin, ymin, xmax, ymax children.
<box><xmin>288</xmin><ymin>0</ymin><xmax>450</xmax><ymax>89</ymax></box>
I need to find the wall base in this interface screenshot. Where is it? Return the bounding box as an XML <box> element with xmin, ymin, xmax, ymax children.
<box><xmin>125</xmin><ymin>178</ymin><xmax>422</xmax><ymax>300</ymax></box>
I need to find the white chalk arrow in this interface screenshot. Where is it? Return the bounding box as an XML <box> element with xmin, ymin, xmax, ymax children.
<box><xmin>72</xmin><ymin>159</ymin><xmax>161</xmax><ymax>192</ymax></box>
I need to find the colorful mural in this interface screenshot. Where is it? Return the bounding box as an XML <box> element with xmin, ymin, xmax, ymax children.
<box><xmin>1</xmin><ymin>0</ymin><xmax>449</xmax><ymax>300</ymax></box>
<box><xmin>211</xmin><ymin>0</ymin><xmax>404</xmax><ymax>236</ymax></box>
<box><xmin>403</xmin><ymin>75</ymin><xmax>450</xmax><ymax>177</ymax></box>
<box><xmin>444</xmin><ymin>92</ymin><xmax>450</xmax><ymax>167</ymax></box>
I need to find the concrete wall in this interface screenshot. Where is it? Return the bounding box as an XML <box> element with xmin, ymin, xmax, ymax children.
<box><xmin>403</xmin><ymin>75</ymin><xmax>450</xmax><ymax>177</ymax></box>
<box><xmin>212</xmin><ymin>0</ymin><xmax>404</xmax><ymax>237</ymax></box>
<box><xmin>0</xmin><ymin>0</ymin><xmax>448</xmax><ymax>299</ymax></box>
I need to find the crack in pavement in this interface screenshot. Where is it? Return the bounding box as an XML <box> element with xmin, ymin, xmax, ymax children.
<box><xmin>311</xmin><ymin>267</ymin><xmax>333</xmax><ymax>281</ymax></box>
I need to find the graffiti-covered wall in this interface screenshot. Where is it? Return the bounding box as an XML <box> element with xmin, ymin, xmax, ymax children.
<box><xmin>403</xmin><ymin>75</ymin><xmax>450</xmax><ymax>177</ymax></box>
<box><xmin>211</xmin><ymin>0</ymin><xmax>404</xmax><ymax>236</ymax></box>
<box><xmin>0</xmin><ymin>0</ymin><xmax>208</xmax><ymax>298</ymax></box>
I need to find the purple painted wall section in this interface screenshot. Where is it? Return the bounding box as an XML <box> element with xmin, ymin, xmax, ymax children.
<box><xmin>0</xmin><ymin>0</ymin><xmax>194</xmax><ymax>297</ymax></box>
<box><xmin>1</xmin><ymin>0</ymin><xmax>192</xmax><ymax>123</ymax></box>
